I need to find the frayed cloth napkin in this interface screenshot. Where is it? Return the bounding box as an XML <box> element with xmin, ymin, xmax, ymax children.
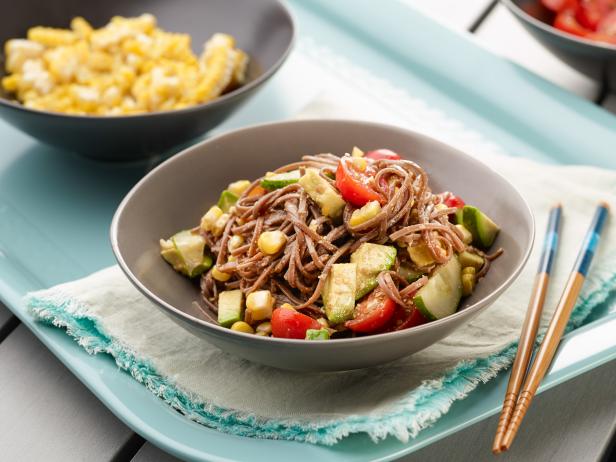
<box><xmin>27</xmin><ymin>44</ymin><xmax>616</xmax><ymax>445</ymax></box>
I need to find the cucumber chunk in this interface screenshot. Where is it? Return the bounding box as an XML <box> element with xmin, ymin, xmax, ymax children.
<box><xmin>350</xmin><ymin>243</ymin><xmax>396</xmax><ymax>299</ymax></box>
<box><xmin>462</xmin><ymin>205</ymin><xmax>500</xmax><ymax>249</ymax></box>
<box><xmin>217</xmin><ymin>190</ymin><xmax>239</xmax><ymax>212</ymax></box>
<box><xmin>413</xmin><ymin>256</ymin><xmax>462</xmax><ymax>321</ymax></box>
<box><xmin>261</xmin><ymin>170</ymin><xmax>301</xmax><ymax>190</ymax></box>
<box><xmin>160</xmin><ymin>230</ymin><xmax>212</xmax><ymax>278</ymax></box>
<box><xmin>218</xmin><ymin>290</ymin><xmax>244</xmax><ymax>327</ymax></box>
<box><xmin>322</xmin><ymin>263</ymin><xmax>357</xmax><ymax>324</ymax></box>
<box><xmin>298</xmin><ymin>168</ymin><xmax>346</xmax><ymax>219</ymax></box>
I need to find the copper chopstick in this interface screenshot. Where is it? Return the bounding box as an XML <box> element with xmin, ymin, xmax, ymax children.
<box><xmin>500</xmin><ymin>202</ymin><xmax>609</xmax><ymax>452</ymax></box>
<box><xmin>492</xmin><ymin>204</ymin><xmax>562</xmax><ymax>454</ymax></box>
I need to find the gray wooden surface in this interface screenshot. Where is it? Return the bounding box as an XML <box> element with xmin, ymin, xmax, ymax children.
<box><xmin>0</xmin><ymin>322</ymin><xmax>137</xmax><ymax>462</ymax></box>
<box><xmin>1</xmin><ymin>2</ymin><xmax>616</xmax><ymax>461</ymax></box>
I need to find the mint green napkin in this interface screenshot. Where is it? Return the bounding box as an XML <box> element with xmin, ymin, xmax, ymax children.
<box><xmin>26</xmin><ymin>41</ymin><xmax>616</xmax><ymax>445</ymax></box>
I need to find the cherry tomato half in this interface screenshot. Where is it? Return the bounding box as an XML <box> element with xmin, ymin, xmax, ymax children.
<box><xmin>554</xmin><ymin>8</ymin><xmax>592</xmax><ymax>37</ymax></box>
<box><xmin>541</xmin><ymin>0</ymin><xmax>579</xmax><ymax>13</ymax></box>
<box><xmin>386</xmin><ymin>305</ymin><xmax>429</xmax><ymax>332</ymax></box>
<box><xmin>365</xmin><ymin>149</ymin><xmax>402</xmax><ymax>161</ymax></box>
<box><xmin>444</xmin><ymin>195</ymin><xmax>465</xmax><ymax>209</ymax></box>
<box><xmin>598</xmin><ymin>9</ymin><xmax>616</xmax><ymax>35</ymax></box>
<box><xmin>271</xmin><ymin>308</ymin><xmax>321</xmax><ymax>339</ymax></box>
<box><xmin>576</xmin><ymin>0</ymin><xmax>610</xmax><ymax>30</ymax></box>
<box><xmin>345</xmin><ymin>288</ymin><xmax>396</xmax><ymax>333</ymax></box>
<box><xmin>335</xmin><ymin>157</ymin><xmax>382</xmax><ymax>207</ymax></box>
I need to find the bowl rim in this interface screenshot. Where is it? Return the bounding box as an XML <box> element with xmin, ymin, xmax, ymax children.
<box><xmin>0</xmin><ymin>0</ymin><xmax>296</xmax><ymax>119</ymax></box>
<box><xmin>502</xmin><ymin>0</ymin><xmax>616</xmax><ymax>52</ymax></box>
<box><xmin>110</xmin><ymin>119</ymin><xmax>535</xmax><ymax>347</ymax></box>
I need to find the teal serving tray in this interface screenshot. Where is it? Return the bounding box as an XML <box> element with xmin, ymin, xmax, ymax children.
<box><xmin>2</xmin><ymin>1</ymin><xmax>616</xmax><ymax>460</ymax></box>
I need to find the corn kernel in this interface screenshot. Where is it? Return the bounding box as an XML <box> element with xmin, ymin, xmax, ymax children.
<box><xmin>435</xmin><ymin>203</ymin><xmax>448</xmax><ymax>212</ymax></box>
<box><xmin>227</xmin><ymin>180</ymin><xmax>251</xmax><ymax>197</ymax></box>
<box><xmin>257</xmin><ymin>231</ymin><xmax>287</xmax><ymax>255</ymax></box>
<box><xmin>212</xmin><ymin>213</ymin><xmax>230</xmax><ymax>237</ymax></box>
<box><xmin>255</xmin><ymin>321</ymin><xmax>272</xmax><ymax>335</ymax></box>
<box><xmin>227</xmin><ymin>235</ymin><xmax>244</xmax><ymax>252</ymax></box>
<box><xmin>245</xmin><ymin>290</ymin><xmax>274</xmax><ymax>324</ymax></box>
<box><xmin>28</xmin><ymin>27</ymin><xmax>77</xmax><ymax>47</ymax></box>
<box><xmin>211</xmin><ymin>266</ymin><xmax>231</xmax><ymax>282</ymax></box>
<box><xmin>71</xmin><ymin>17</ymin><xmax>93</xmax><ymax>38</ymax></box>
<box><xmin>462</xmin><ymin>273</ymin><xmax>476</xmax><ymax>297</ymax></box>
<box><xmin>200</xmin><ymin>206</ymin><xmax>223</xmax><ymax>232</ymax></box>
<box><xmin>462</xmin><ymin>266</ymin><xmax>476</xmax><ymax>276</ymax></box>
<box><xmin>280</xmin><ymin>303</ymin><xmax>295</xmax><ymax>311</ymax></box>
<box><xmin>349</xmin><ymin>201</ymin><xmax>381</xmax><ymax>227</ymax></box>
<box><xmin>230</xmin><ymin>321</ymin><xmax>254</xmax><ymax>334</ymax></box>
<box><xmin>351</xmin><ymin>146</ymin><xmax>364</xmax><ymax>158</ymax></box>
<box><xmin>317</xmin><ymin>317</ymin><xmax>329</xmax><ymax>328</ymax></box>
<box><xmin>351</xmin><ymin>157</ymin><xmax>367</xmax><ymax>172</ymax></box>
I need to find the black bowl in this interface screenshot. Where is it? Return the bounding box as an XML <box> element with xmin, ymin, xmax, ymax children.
<box><xmin>0</xmin><ymin>0</ymin><xmax>294</xmax><ymax>161</ymax></box>
<box><xmin>503</xmin><ymin>0</ymin><xmax>616</xmax><ymax>89</ymax></box>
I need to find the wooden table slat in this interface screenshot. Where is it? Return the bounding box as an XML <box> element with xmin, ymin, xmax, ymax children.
<box><xmin>0</xmin><ymin>325</ymin><xmax>137</xmax><ymax>462</ymax></box>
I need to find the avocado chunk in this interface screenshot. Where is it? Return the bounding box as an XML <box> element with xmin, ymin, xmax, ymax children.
<box><xmin>298</xmin><ymin>168</ymin><xmax>346</xmax><ymax>219</ymax></box>
<box><xmin>217</xmin><ymin>190</ymin><xmax>239</xmax><ymax>212</ymax></box>
<box><xmin>459</xmin><ymin>251</ymin><xmax>484</xmax><ymax>269</ymax></box>
<box><xmin>305</xmin><ymin>328</ymin><xmax>330</xmax><ymax>340</ymax></box>
<box><xmin>322</xmin><ymin>263</ymin><xmax>357</xmax><ymax>324</ymax></box>
<box><xmin>398</xmin><ymin>265</ymin><xmax>424</xmax><ymax>283</ymax></box>
<box><xmin>218</xmin><ymin>290</ymin><xmax>244</xmax><ymax>327</ymax></box>
<box><xmin>261</xmin><ymin>170</ymin><xmax>301</xmax><ymax>190</ymax></box>
<box><xmin>413</xmin><ymin>256</ymin><xmax>462</xmax><ymax>321</ymax></box>
<box><xmin>160</xmin><ymin>230</ymin><xmax>212</xmax><ymax>278</ymax></box>
<box><xmin>350</xmin><ymin>243</ymin><xmax>397</xmax><ymax>299</ymax></box>
<box><xmin>462</xmin><ymin>205</ymin><xmax>500</xmax><ymax>248</ymax></box>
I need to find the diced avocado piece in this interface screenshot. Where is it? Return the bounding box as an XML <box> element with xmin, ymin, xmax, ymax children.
<box><xmin>459</xmin><ymin>251</ymin><xmax>484</xmax><ymax>269</ymax></box>
<box><xmin>217</xmin><ymin>190</ymin><xmax>239</xmax><ymax>212</ymax></box>
<box><xmin>218</xmin><ymin>290</ymin><xmax>244</xmax><ymax>327</ymax></box>
<box><xmin>408</xmin><ymin>242</ymin><xmax>435</xmax><ymax>268</ymax></box>
<box><xmin>160</xmin><ymin>230</ymin><xmax>212</xmax><ymax>278</ymax></box>
<box><xmin>349</xmin><ymin>201</ymin><xmax>381</xmax><ymax>227</ymax></box>
<box><xmin>305</xmin><ymin>328</ymin><xmax>330</xmax><ymax>340</ymax></box>
<box><xmin>462</xmin><ymin>205</ymin><xmax>500</xmax><ymax>249</ymax></box>
<box><xmin>260</xmin><ymin>170</ymin><xmax>301</xmax><ymax>190</ymax></box>
<box><xmin>322</xmin><ymin>263</ymin><xmax>357</xmax><ymax>324</ymax></box>
<box><xmin>398</xmin><ymin>265</ymin><xmax>423</xmax><ymax>283</ymax></box>
<box><xmin>298</xmin><ymin>168</ymin><xmax>346</xmax><ymax>219</ymax></box>
<box><xmin>455</xmin><ymin>208</ymin><xmax>464</xmax><ymax>225</ymax></box>
<box><xmin>350</xmin><ymin>243</ymin><xmax>397</xmax><ymax>299</ymax></box>
<box><xmin>413</xmin><ymin>256</ymin><xmax>462</xmax><ymax>321</ymax></box>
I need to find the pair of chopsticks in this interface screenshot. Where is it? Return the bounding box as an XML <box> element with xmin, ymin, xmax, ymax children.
<box><xmin>492</xmin><ymin>201</ymin><xmax>610</xmax><ymax>454</ymax></box>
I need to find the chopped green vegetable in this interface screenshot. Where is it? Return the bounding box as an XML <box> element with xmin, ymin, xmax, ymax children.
<box><xmin>218</xmin><ymin>290</ymin><xmax>244</xmax><ymax>327</ymax></box>
<box><xmin>305</xmin><ymin>328</ymin><xmax>330</xmax><ymax>340</ymax></box>
<box><xmin>462</xmin><ymin>205</ymin><xmax>500</xmax><ymax>249</ymax></box>
<box><xmin>261</xmin><ymin>170</ymin><xmax>301</xmax><ymax>190</ymax></box>
<box><xmin>399</xmin><ymin>265</ymin><xmax>423</xmax><ymax>283</ymax></box>
<box><xmin>322</xmin><ymin>263</ymin><xmax>357</xmax><ymax>324</ymax></box>
<box><xmin>160</xmin><ymin>230</ymin><xmax>212</xmax><ymax>277</ymax></box>
<box><xmin>414</xmin><ymin>256</ymin><xmax>462</xmax><ymax>321</ymax></box>
<box><xmin>217</xmin><ymin>190</ymin><xmax>239</xmax><ymax>212</ymax></box>
<box><xmin>298</xmin><ymin>168</ymin><xmax>346</xmax><ymax>219</ymax></box>
<box><xmin>459</xmin><ymin>251</ymin><xmax>484</xmax><ymax>269</ymax></box>
<box><xmin>350</xmin><ymin>243</ymin><xmax>396</xmax><ymax>299</ymax></box>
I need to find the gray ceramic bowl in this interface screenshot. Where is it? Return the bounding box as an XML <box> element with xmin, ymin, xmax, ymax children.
<box><xmin>503</xmin><ymin>0</ymin><xmax>616</xmax><ymax>88</ymax></box>
<box><xmin>111</xmin><ymin>120</ymin><xmax>534</xmax><ymax>371</ymax></box>
<box><xmin>0</xmin><ymin>0</ymin><xmax>294</xmax><ymax>161</ymax></box>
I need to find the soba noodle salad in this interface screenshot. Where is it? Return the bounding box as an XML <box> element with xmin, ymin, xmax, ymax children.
<box><xmin>160</xmin><ymin>147</ymin><xmax>502</xmax><ymax>340</ymax></box>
